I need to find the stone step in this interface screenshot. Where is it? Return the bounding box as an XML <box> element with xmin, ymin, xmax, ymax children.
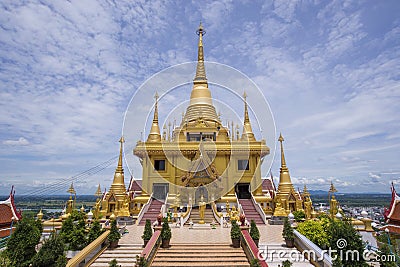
<box><xmin>152</xmin><ymin>263</ymin><xmax>250</xmax><ymax>267</ymax></box>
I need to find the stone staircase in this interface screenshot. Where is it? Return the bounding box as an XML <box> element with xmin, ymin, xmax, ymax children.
<box><xmin>185</xmin><ymin>207</ymin><xmax>216</xmax><ymax>224</ymax></box>
<box><xmin>239</xmin><ymin>199</ymin><xmax>265</xmax><ymax>225</ymax></box>
<box><xmin>89</xmin><ymin>243</ymin><xmax>142</xmax><ymax>267</ymax></box>
<box><xmin>138</xmin><ymin>198</ymin><xmax>163</xmax><ymax>225</ymax></box>
<box><xmin>258</xmin><ymin>243</ymin><xmax>314</xmax><ymax>267</ymax></box>
<box><xmin>152</xmin><ymin>243</ymin><xmax>250</xmax><ymax>267</ymax></box>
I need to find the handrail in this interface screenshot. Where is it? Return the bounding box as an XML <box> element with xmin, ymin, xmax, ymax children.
<box><xmin>211</xmin><ymin>201</ymin><xmax>222</xmax><ymax>220</ymax></box>
<box><xmin>0</xmin><ymin>236</ymin><xmax>10</xmax><ymax>249</ymax></box>
<box><xmin>241</xmin><ymin>229</ymin><xmax>268</xmax><ymax>267</ymax></box>
<box><xmin>136</xmin><ymin>193</ymin><xmax>153</xmax><ymax>225</ymax></box>
<box><xmin>294</xmin><ymin>229</ymin><xmax>332</xmax><ymax>267</ymax></box>
<box><xmin>141</xmin><ymin>230</ymin><xmax>161</xmax><ymax>265</ymax></box>
<box><xmin>66</xmin><ymin>230</ymin><xmax>110</xmax><ymax>267</ymax></box>
<box><xmin>235</xmin><ymin>192</ymin><xmax>245</xmax><ymax>216</ymax></box>
<box><xmin>161</xmin><ymin>193</ymin><xmax>169</xmax><ymax>216</ymax></box>
<box><xmin>251</xmin><ymin>194</ymin><xmax>267</xmax><ymax>224</ymax></box>
<box><xmin>181</xmin><ymin>204</ymin><xmax>192</xmax><ymax>225</ymax></box>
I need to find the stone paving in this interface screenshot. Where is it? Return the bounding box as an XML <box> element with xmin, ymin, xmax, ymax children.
<box><xmin>119</xmin><ymin>223</ymin><xmax>313</xmax><ymax>266</ymax></box>
<box><xmin>120</xmin><ymin>223</ymin><xmax>285</xmax><ymax>245</ymax></box>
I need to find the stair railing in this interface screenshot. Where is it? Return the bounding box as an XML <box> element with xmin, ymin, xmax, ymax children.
<box><xmin>136</xmin><ymin>193</ymin><xmax>153</xmax><ymax>225</ymax></box>
<box><xmin>141</xmin><ymin>230</ymin><xmax>161</xmax><ymax>266</ymax></box>
<box><xmin>211</xmin><ymin>201</ymin><xmax>222</xmax><ymax>224</ymax></box>
<box><xmin>235</xmin><ymin>192</ymin><xmax>246</xmax><ymax>217</ymax></box>
<box><xmin>67</xmin><ymin>230</ymin><xmax>110</xmax><ymax>267</ymax></box>
<box><xmin>160</xmin><ymin>193</ymin><xmax>169</xmax><ymax>217</ymax></box>
<box><xmin>181</xmin><ymin>204</ymin><xmax>192</xmax><ymax>225</ymax></box>
<box><xmin>251</xmin><ymin>193</ymin><xmax>267</xmax><ymax>224</ymax></box>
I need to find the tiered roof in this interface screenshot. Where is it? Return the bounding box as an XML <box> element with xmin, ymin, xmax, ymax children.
<box><xmin>0</xmin><ymin>186</ymin><xmax>22</xmax><ymax>238</ymax></box>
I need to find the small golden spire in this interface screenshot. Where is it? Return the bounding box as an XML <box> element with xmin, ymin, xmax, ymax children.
<box><xmin>328</xmin><ymin>181</ymin><xmax>338</xmax><ymax>196</ymax></box>
<box><xmin>147</xmin><ymin>92</ymin><xmax>161</xmax><ymax>142</ymax></box>
<box><xmin>67</xmin><ymin>182</ymin><xmax>76</xmax><ymax>195</ymax></box>
<box><xmin>241</xmin><ymin>91</ymin><xmax>255</xmax><ymax>141</ymax></box>
<box><xmin>95</xmin><ymin>184</ymin><xmax>102</xmax><ymax>197</ymax></box>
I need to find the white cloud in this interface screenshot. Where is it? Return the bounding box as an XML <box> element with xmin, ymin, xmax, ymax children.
<box><xmin>3</xmin><ymin>137</ymin><xmax>29</xmax><ymax>146</ymax></box>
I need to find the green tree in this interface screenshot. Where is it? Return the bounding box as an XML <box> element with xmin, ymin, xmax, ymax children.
<box><xmin>87</xmin><ymin>220</ymin><xmax>103</xmax><ymax>245</ymax></box>
<box><xmin>5</xmin><ymin>217</ymin><xmax>41</xmax><ymax>267</ymax></box>
<box><xmin>69</xmin><ymin>218</ymin><xmax>87</xmax><ymax>250</ymax></box>
<box><xmin>377</xmin><ymin>243</ymin><xmax>397</xmax><ymax>267</ymax></box>
<box><xmin>31</xmin><ymin>234</ymin><xmax>67</xmax><ymax>267</ymax></box>
<box><xmin>292</xmin><ymin>210</ymin><xmax>305</xmax><ymax>221</ymax></box>
<box><xmin>327</xmin><ymin>219</ymin><xmax>367</xmax><ymax>267</ymax></box>
<box><xmin>0</xmin><ymin>250</ymin><xmax>11</xmax><ymax>267</ymax></box>
<box><xmin>60</xmin><ymin>210</ymin><xmax>88</xmax><ymax>250</ymax></box>
<box><xmin>296</xmin><ymin>219</ymin><xmax>329</xmax><ymax>248</ymax></box>
<box><xmin>59</xmin><ymin>215</ymin><xmax>74</xmax><ymax>244</ymax></box>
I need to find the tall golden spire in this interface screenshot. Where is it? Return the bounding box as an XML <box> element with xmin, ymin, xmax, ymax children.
<box><xmin>147</xmin><ymin>92</ymin><xmax>161</xmax><ymax>142</ymax></box>
<box><xmin>276</xmin><ymin>133</ymin><xmax>295</xmax><ymax>195</ymax></box>
<box><xmin>241</xmin><ymin>91</ymin><xmax>256</xmax><ymax>141</ymax></box>
<box><xmin>184</xmin><ymin>23</ymin><xmax>220</xmax><ymax>123</ymax></box>
<box><xmin>109</xmin><ymin>137</ymin><xmax>127</xmax><ymax>194</ymax></box>
<box><xmin>278</xmin><ymin>133</ymin><xmax>287</xmax><ymax>170</ymax></box>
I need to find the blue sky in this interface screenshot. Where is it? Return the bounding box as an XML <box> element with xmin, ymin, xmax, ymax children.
<box><xmin>0</xmin><ymin>0</ymin><xmax>399</xmax><ymax>195</ymax></box>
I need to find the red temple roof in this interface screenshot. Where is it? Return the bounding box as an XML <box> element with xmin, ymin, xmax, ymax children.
<box><xmin>262</xmin><ymin>176</ymin><xmax>276</xmax><ymax>198</ymax></box>
<box><xmin>0</xmin><ymin>186</ymin><xmax>22</xmax><ymax>237</ymax></box>
<box><xmin>384</xmin><ymin>183</ymin><xmax>400</xmax><ymax>229</ymax></box>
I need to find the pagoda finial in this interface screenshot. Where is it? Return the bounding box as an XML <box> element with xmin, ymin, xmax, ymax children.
<box><xmin>147</xmin><ymin>92</ymin><xmax>161</xmax><ymax>142</ymax></box>
<box><xmin>67</xmin><ymin>182</ymin><xmax>76</xmax><ymax>195</ymax></box>
<box><xmin>110</xmin><ymin>137</ymin><xmax>127</xmax><ymax>194</ymax></box>
<box><xmin>241</xmin><ymin>91</ymin><xmax>255</xmax><ymax>141</ymax></box>
<box><xmin>95</xmin><ymin>183</ymin><xmax>102</xmax><ymax>197</ymax></box>
<box><xmin>278</xmin><ymin>133</ymin><xmax>287</xmax><ymax>169</ymax></box>
<box><xmin>194</xmin><ymin>22</ymin><xmax>207</xmax><ymax>82</ymax></box>
<box><xmin>329</xmin><ymin>181</ymin><xmax>338</xmax><ymax>194</ymax></box>
<box><xmin>116</xmin><ymin>136</ymin><xmax>125</xmax><ymax>173</ymax></box>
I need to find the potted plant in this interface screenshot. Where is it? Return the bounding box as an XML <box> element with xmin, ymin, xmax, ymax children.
<box><xmin>282</xmin><ymin>259</ymin><xmax>292</xmax><ymax>267</ymax></box>
<box><xmin>108</xmin><ymin>219</ymin><xmax>121</xmax><ymax>249</ymax></box>
<box><xmin>161</xmin><ymin>217</ymin><xmax>171</xmax><ymax>248</ymax></box>
<box><xmin>142</xmin><ymin>219</ymin><xmax>153</xmax><ymax>247</ymax></box>
<box><xmin>135</xmin><ymin>255</ymin><xmax>148</xmax><ymax>267</ymax></box>
<box><xmin>282</xmin><ymin>217</ymin><xmax>294</xmax><ymax>248</ymax></box>
<box><xmin>230</xmin><ymin>220</ymin><xmax>241</xmax><ymax>248</ymax></box>
<box><xmin>250</xmin><ymin>220</ymin><xmax>260</xmax><ymax>247</ymax></box>
<box><xmin>250</xmin><ymin>258</ymin><xmax>261</xmax><ymax>267</ymax></box>
<box><xmin>109</xmin><ymin>258</ymin><xmax>120</xmax><ymax>267</ymax></box>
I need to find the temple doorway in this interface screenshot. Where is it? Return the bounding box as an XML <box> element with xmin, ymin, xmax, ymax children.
<box><xmin>236</xmin><ymin>183</ymin><xmax>251</xmax><ymax>199</ymax></box>
<box><xmin>153</xmin><ymin>183</ymin><xmax>169</xmax><ymax>200</ymax></box>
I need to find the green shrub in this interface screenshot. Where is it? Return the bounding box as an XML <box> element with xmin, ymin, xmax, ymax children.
<box><xmin>161</xmin><ymin>218</ymin><xmax>171</xmax><ymax>240</ymax></box>
<box><xmin>109</xmin><ymin>258</ymin><xmax>119</xmax><ymax>267</ymax></box>
<box><xmin>292</xmin><ymin>210</ymin><xmax>305</xmax><ymax>221</ymax></box>
<box><xmin>108</xmin><ymin>219</ymin><xmax>121</xmax><ymax>242</ymax></box>
<box><xmin>230</xmin><ymin>220</ymin><xmax>241</xmax><ymax>239</ymax></box>
<box><xmin>142</xmin><ymin>219</ymin><xmax>153</xmax><ymax>241</ymax></box>
<box><xmin>250</xmin><ymin>220</ymin><xmax>260</xmax><ymax>240</ymax></box>
<box><xmin>296</xmin><ymin>219</ymin><xmax>329</xmax><ymax>248</ymax></box>
<box><xmin>282</xmin><ymin>217</ymin><xmax>294</xmax><ymax>241</ymax></box>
